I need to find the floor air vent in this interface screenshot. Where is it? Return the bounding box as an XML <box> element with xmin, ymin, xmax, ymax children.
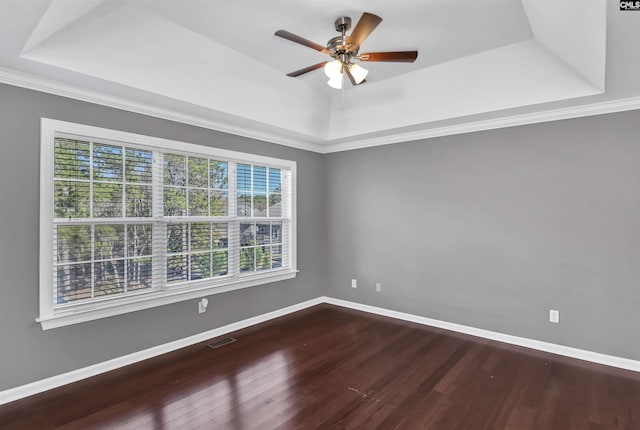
<box><xmin>207</xmin><ymin>337</ymin><xmax>237</xmax><ymax>349</ymax></box>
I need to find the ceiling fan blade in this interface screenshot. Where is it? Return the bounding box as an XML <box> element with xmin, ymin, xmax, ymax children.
<box><xmin>286</xmin><ymin>62</ymin><xmax>328</xmax><ymax>77</ymax></box>
<box><xmin>348</xmin><ymin>12</ymin><xmax>382</xmax><ymax>47</ymax></box>
<box><xmin>343</xmin><ymin>64</ymin><xmax>357</xmax><ymax>86</ymax></box>
<box><xmin>275</xmin><ymin>30</ymin><xmax>329</xmax><ymax>54</ymax></box>
<box><xmin>359</xmin><ymin>51</ymin><xmax>418</xmax><ymax>63</ymax></box>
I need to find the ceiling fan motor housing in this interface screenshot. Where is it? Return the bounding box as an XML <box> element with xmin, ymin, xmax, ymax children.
<box><xmin>328</xmin><ymin>16</ymin><xmax>359</xmax><ymax>62</ymax></box>
<box><xmin>334</xmin><ymin>16</ymin><xmax>351</xmax><ymax>32</ymax></box>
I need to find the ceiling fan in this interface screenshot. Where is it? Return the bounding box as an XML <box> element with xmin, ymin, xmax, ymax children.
<box><xmin>275</xmin><ymin>12</ymin><xmax>418</xmax><ymax>89</ymax></box>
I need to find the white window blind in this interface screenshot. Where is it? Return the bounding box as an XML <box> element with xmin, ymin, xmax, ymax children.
<box><xmin>39</xmin><ymin>119</ymin><xmax>296</xmax><ymax>329</ymax></box>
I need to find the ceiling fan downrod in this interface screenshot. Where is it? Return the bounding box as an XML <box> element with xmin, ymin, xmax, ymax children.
<box><xmin>328</xmin><ymin>16</ymin><xmax>359</xmax><ymax>64</ymax></box>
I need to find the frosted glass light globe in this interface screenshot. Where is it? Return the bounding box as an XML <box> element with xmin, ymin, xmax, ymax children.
<box><xmin>324</xmin><ymin>60</ymin><xmax>342</xmax><ymax>78</ymax></box>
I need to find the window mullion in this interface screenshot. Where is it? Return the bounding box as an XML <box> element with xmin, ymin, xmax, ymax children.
<box><xmin>187</xmin><ymin>223</ymin><xmax>192</xmax><ymax>281</ymax></box>
<box><xmin>228</xmin><ymin>162</ymin><xmax>239</xmax><ymax>277</ymax></box>
<box><xmin>185</xmin><ymin>156</ymin><xmax>190</xmax><ymax>217</ymax></box>
<box><xmin>121</xmin><ymin>146</ymin><xmax>126</xmax><ymax>218</ymax></box>
<box><xmin>90</xmin><ymin>224</ymin><xmax>95</xmax><ymax>298</ymax></box>
<box><xmin>207</xmin><ymin>158</ymin><xmax>211</xmax><ymax>217</ymax></box>
<box><xmin>124</xmin><ymin>225</ymin><xmax>128</xmax><ymax>294</ymax></box>
<box><xmin>89</xmin><ymin>140</ymin><xmax>94</xmax><ymax>218</ymax></box>
<box><xmin>281</xmin><ymin>170</ymin><xmax>292</xmax><ymax>270</ymax></box>
<box><xmin>122</xmin><ymin>149</ymin><xmax>127</xmax><ymax>294</ymax></box>
<box><xmin>152</xmin><ymin>151</ymin><xmax>167</xmax><ymax>291</ymax></box>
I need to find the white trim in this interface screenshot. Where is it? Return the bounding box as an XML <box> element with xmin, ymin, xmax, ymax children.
<box><xmin>322</xmin><ymin>297</ymin><xmax>640</xmax><ymax>373</ymax></box>
<box><xmin>39</xmin><ymin>119</ymin><xmax>297</xmax><ymax>329</ymax></box>
<box><xmin>39</xmin><ymin>119</ymin><xmax>55</xmax><ymax>317</ymax></box>
<box><xmin>0</xmin><ymin>297</ymin><xmax>324</xmax><ymax>406</ymax></box>
<box><xmin>38</xmin><ymin>271</ymin><xmax>298</xmax><ymax>330</ymax></box>
<box><xmin>0</xmin><ymin>67</ymin><xmax>325</xmax><ymax>154</ymax></box>
<box><xmin>322</xmin><ymin>96</ymin><xmax>640</xmax><ymax>153</ymax></box>
<box><xmin>2</xmin><ymin>296</ymin><xmax>639</xmax><ymax>406</ymax></box>
<box><xmin>3</xmin><ymin>68</ymin><xmax>640</xmax><ymax>154</ymax></box>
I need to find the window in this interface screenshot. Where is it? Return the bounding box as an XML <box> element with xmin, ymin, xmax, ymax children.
<box><xmin>39</xmin><ymin>119</ymin><xmax>296</xmax><ymax>329</ymax></box>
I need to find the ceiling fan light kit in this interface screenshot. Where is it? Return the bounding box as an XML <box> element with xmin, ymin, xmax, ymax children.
<box><xmin>323</xmin><ymin>60</ymin><xmax>368</xmax><ymax>89</ymax></box>
<box><xmin>275</xmin><ymin>12</ymin><xmax>418</xmax><ymax>89</ymax></box>
<box><xmin>348</xmin><ymin>63</ymin><xmax>368</xmax><ymax>83</ymax></box>
<box><xmin>327</xmin><ymin>74</ymin><xmax>344</xmax><ymax>90</ymax></box>
<box><xmin>325</xmin><ymin>60</ymin><xmax>345</xmax><ymax>89</ymax></box>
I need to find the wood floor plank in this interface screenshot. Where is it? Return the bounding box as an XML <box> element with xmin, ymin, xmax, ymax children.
<box><xmin>1</xmin><ymin>304</ymin><xmax>640</xmax><ymax>429</ymax></box>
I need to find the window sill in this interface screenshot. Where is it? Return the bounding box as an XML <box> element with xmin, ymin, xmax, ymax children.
<box><xmin>36</xmin><ymin>270</ymin><xmax>298</xmax><ymax>330</ymax></box>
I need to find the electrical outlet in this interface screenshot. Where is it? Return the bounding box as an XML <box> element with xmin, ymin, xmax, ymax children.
<box><xmin>549</xmin><ymin>309</ymin><xmax>559</xmax><ymax>323</ymax></box>
<box><xmin>198</xmin><ymin>298</ymin><xmax>209</xmax><ymax>314</ymax></box>
<box><xmin>351</xmin><ymin>279</ymin><xmax>357</xmax><ymax>289</ymax></box>
<box><xmin>375</xmin><ymin>282</ymin><xmax>382</xmax><ymax>292</ymax></box>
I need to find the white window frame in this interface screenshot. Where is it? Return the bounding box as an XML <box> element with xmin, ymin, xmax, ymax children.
<box><xmin>38</xmin><ymin>118</ymin><xmax>297</xmax><ymax>330</ymax></box>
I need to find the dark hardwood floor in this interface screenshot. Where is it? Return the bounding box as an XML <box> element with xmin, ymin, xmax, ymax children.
<box><xmin>1</xmin><ymin>304</ymin><xmax>640</xmax><ymax>429</ymax></box>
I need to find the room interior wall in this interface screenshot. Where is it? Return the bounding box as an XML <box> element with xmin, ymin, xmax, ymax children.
<box><xmin>2</xmin><ymin>81</ymin><xmax>639</xmax><ymax>393</ymax></box>
<box><xmin>0</xmin><ymin>84</ymin><xmax>327</xmax><ymax>391</ymax></box>
<box><xmin>325</xmin><ymin>110</ymin><xmax>640</xmax><ymax>362</ymax></box>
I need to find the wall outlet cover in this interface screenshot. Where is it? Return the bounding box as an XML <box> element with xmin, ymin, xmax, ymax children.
<box><xmin>198</xmin><ymin>298</ymin><xmax>209</xmax><ymax>314</ymax></box>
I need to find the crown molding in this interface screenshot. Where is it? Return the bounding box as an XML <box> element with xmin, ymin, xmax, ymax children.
<box><xmin>322</xmin><ymin>95</ymin><xmax>640</xmax><ymax>153</ymax></box>
<box><xmin>2</xmin><ymin>67</ymin><xmax>640</xmax><ymax>155</ymax></box>
<box><xmin>0</xmin><ymin>67</ymin><xmax>326</xmax><ymax>154</ymax></box>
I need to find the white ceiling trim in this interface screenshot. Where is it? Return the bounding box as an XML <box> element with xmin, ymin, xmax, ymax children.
<box><xmin>2</xmin><ymin>66</ymin><xmax>639</xmax><ymax>155</ymax></box>
<box><xmin>322</xmin><ymin>96</ymin><xmax>640</xmax><ymax>153</ymax></box>
<box><xmin>0</xmin><ymin>67</ymin><xmax>326</xmax><ymax>153</ymax></box>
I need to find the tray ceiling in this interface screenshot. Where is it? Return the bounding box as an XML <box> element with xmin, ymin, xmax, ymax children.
<box><xmin>0</xmin><ymin>0</ymin><xmax>636</xmax><ymax>153</ymax></box>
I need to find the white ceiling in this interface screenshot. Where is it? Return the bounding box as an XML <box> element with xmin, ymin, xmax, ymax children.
<box><xmin>1</xmin><ymin>0</ymin><xmax>638</xmax><ymax>153</ymax></box>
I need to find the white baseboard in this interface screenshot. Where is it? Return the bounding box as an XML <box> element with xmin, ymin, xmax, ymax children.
<box><xmin>2</xmin><ymin>295</ymin><xmax>639</xmax><ymax>406</ymax></box>
<box><xmin>322</xmin><ymin>297</ymin><xmax>640</xmax><ymax>373</ymax></box>
<box><xmin>0</xmin><ymin>297</ymin><xmax>324</xmax><ymax>406</ymax></box>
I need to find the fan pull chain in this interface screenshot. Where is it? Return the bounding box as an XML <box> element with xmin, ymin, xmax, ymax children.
<box><xmin>341</xmin><ymin>73</ymin><xmax>344</xmax><ymax>108</ymax></box>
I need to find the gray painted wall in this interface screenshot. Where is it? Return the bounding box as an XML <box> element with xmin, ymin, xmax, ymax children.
<box><xmin>0</xmin><ymin>84</ymin><xmax>326</xmax><ymax>390</ymax></box>
<box><xmin>325</xmin><ymin>110</ymin><xmax>640</xmax><ymax>361</ymax></box>
<box><xmin>2</xmin><ymin>81</ymin><xmax>639</xmax><ymax>392</ymax></box>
